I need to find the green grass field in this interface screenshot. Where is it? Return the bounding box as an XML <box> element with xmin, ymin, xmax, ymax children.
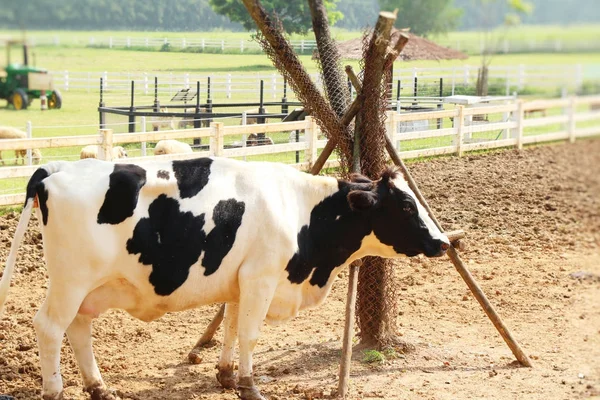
<box><xmin>0</xmin><ymin>26</ymin><xmax>598</xmax><ymax>199</ymax></box>
<box><xmin>3</xmin><ymin>24</ymin><xmax>600</xmax><ymax>47</ymax></box>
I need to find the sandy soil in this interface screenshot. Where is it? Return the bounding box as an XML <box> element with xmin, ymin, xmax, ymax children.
<box><xmin>1</xmin><ymin>139</ymin><xmax>599</xmax><ymax>400</ymax></box>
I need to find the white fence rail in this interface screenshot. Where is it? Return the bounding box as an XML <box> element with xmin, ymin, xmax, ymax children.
<box><xmin>0</xmin><ymin>95</ymin><xmax>599</xmax><ymax>206</ymax></box>
<box><xmin>2</xmin><ymin>34</ymin><xmax>599</xmax><ymax>55</ymax></box>
<box><xmin>49</xmin><ymin>64</ymin><xmax>594</xmax><ymax>99</ymax></box>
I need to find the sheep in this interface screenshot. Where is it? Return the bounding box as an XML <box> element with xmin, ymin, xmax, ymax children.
<box><xmin>15</xmin><ymin>149</ymin><xmax>42</xmax><ymax>165</ymax></box>
<box><xmin>246</xmin><ymin>133</ymin><xmax>274</xmax><ymax>147</ymax></box>
<box><xmin>153</xmin><ymin>139</ymin><xmax>193</xmax><ymax>155</ymax></box>
<box><xmin>0</xmin><ymin>126</ymin><xmax>43</xmax><ymax>165</ymax></box>
<box><xmin>178</xmin><ymin>107</ymin><xmax>207</xmax><ymax>129</ymax></box>
<box><xmin>80</xmin><ymin>145</ymin><xmax>128</xmax><ymax>160</ymax></box>
<box><xmin>150</xmin><ymin>107</ymin><xmax>176</xmax><ymax>131</ymax></box>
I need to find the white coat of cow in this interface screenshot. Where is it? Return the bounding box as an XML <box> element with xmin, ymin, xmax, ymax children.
<box><xmin>0</xmin><ymin>157</ymin><xmax>449</xmax><ymax>400</ymax></box>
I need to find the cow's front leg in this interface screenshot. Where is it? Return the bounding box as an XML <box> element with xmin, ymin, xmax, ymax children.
<box><xmin>216</xmin><ymin>303</ymin><xmax>238</xmax><ymax>390</ymax></box>
<box><xmin>236</xmin><ymin>279</ymin><xmax>276</xmax><ymax>400</ymax></box>
<box><xmin>66</xmin><ymin>314</ymin><xmax>116</xmax><ymax>400</ymax></box>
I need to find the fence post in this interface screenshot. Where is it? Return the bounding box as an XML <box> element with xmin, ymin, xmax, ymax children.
<box><xmin>568</xmin><ymin>97</ymin><xmax>576</xmax><ymax>143</ymax></box>
<box><xmin>306</xmin><ymin>116</ymin><xmax>318</xmax><ymax>167</ymax></box>
<box><xmin>210</xmin><ymin>122</ymin><xmax>224</xmax><ymax>157</ymax></box>
<box><xmin>26</xmin><ymin>121</ymin><xmax>32</xmax><ymax>166</ymax></box>
<box><xmin>182</xmin><ymin>38</ymin><xmax>186</xmax><ymax>49</ymax></box>
<box><xmin>240</xmin><ymin>39</ymin><xmax>244</xmax><ymax>53</ymax></box>
<box><xmin>516</xmin><ymin>100</ymin><xmax>524</xmax><ymax>150</ymax></box>
<box><xmin>141</xmin><ymin>116</ymin><xmax>147</xmax><ymax>157</ymax></box>
<box><xmin>241</xmin><ymin>112</ymin><xmax>248</xmax><ymax>161</ymax></box>
<box><xmin>455</xmin><ymin>106</ymin><xmax>465</xmax><ymax>157</ymax></box>
<box><xmin>221</xmin><ymin>40</ymin><xmax>225</xmax><ymax>52</ymax></box>
<box><xmin>144</xmin><ymin>73</ymin><xmax>149</xmax><ymax>95</ymax></box>
<box><xmin>64</xmin><ymin>70</ymin><xmax>69</xmax><ymax>92</ymax></box>
<box><xmin>99</xmin><ymin>129</ymin><xmax>114</xmax><ymax>161</ymax></box>
<box><xmin>109</xmin><ymin>37</ymin><xmax>113</xmax><ymax>49</ymax></box>
<box><xmin>126</xmin><ymin>37</ymin><xmax>131</xmax><ymax>48</ymax></box>
<box><xmin>385</xmin><ymin>111</ymin><xmax>396</xmax><ymax>149</ymax></box>
<box><xmin>227</xmin><ymin>74</ymin><xmax>232</xmax><ymax>99</ymax></box>
<box><xmin>271</xmin><ymin>73</ymin><xmax>277</xmax><ymax>99</ymax></box>
<box><xmin>518</xmin><ymin>64</ymin><xmax>525</xmax><ymax>91</ymax></box>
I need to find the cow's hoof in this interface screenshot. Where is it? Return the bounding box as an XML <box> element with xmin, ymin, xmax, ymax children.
<box><xmin>42</xmin><ymin>392</ymin><xmax>64</xmax><ymax>400</ymax></box>
<box><xmin>216</xmin><ymin>365</ymin><xmax>237</xmax><ymax>390</ymax></box>
<box><xmin>237</xmin><ymin>377</ymin><xmax>266</xmax><ymax>400</ymax></box>
<box><xmin>88</xmin><ymin>386</ymin><xmax>120</xmax><ymax>400</ymax></box>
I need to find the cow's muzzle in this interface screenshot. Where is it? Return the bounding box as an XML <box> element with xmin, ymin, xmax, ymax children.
<box><xmin>425</xmin><ymin>239</ymin><xmax>450</xmax><ymax>258</ymax></box>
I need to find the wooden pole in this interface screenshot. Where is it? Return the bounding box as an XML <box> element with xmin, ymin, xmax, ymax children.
<box><xmin>338</xmin><ymin>91</ymin><xmax>364</xmax><ymax>398</ymax></box>
<box><xmin>382</xmin><ymin>134</ymin><xmax>532</xmax><ymax>368</ymax></box>
<box><xmin>310</xmin><ymin>93</ymin><xmax>365</xmax><ymax>174</ymax></box>
<box><xmin>187</xmin><ymin>304</ymin><xmax>225</xmax><ymax>363</ymax></box>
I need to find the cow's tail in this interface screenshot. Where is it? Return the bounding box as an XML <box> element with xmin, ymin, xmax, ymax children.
<box><xmin>0</xmin><ymin>163</ymin><xmax>63</xmax><ymax>315</ymax></box>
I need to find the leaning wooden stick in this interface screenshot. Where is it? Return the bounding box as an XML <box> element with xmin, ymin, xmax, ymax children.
<box><xmin>188</xmin><ymin>302</ymin><xmax>226</xmax><ymax>361</ymax></box>
<box><xmin>382</xmin><ymin>134</ymin><xmax>533</xmax><ymax>368</ymax></box>
<box><xmin>338</xmin><ymin>80</ymin><xmax>365</xmax><ymax>398</ymax></box>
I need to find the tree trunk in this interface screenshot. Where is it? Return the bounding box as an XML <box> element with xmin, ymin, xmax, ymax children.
<box><xmin>308</xmin><ymin>0</ymin><xmax>351</xmax><ymax>120</ymax></box>
<box><xmin>476</xmin><ymin>65</ymin><xmax>489</xmax><ymax>96</ymax></box>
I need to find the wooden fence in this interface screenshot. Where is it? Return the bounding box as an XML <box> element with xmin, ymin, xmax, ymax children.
<box><xmin>50</xmin><ymin>64</ymin><xmax>590</xmax><ymax>96</ymax></box>
<box><xmin>0</xmin><ymin>95</ymin><xmax>599</xmax><ymax>206</ymax></box>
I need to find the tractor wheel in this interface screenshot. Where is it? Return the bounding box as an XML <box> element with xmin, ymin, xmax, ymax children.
<box><xmin>48</xmin><ymin>90</ymin><xmax>62</xmax><ymax>109</ymax></box>
<box><xmin>11</xmin><ymin>89</ymin><xmax>28</xmax><ymax>111</ymax></box>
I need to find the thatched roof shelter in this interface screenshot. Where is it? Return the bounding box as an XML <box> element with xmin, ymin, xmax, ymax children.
<box><xmin>314</xmin><ymin>29</ymin><xmax>468</xmax><ymax>62</ymax></box>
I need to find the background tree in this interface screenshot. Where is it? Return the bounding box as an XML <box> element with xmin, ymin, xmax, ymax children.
<box><xmin>209</xmin><ymin>0</ymin><xmax>343</xmax><ymax>34</ymax></box>
<box><xmin>470</xmin><ymin>0</ymin><xmax>533</xmax><ymax>95</ymax></box>
<box><xmin>377</xmin><ymin>0</ymin><xmax>462</xmax><ymax>36</ymax></box>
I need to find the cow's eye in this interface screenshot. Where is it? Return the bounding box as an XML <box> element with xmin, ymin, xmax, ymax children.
<box><xmin>402</xmin><ymin>201</ymin><xmax>416</xmax><ymax>215</ymax></box>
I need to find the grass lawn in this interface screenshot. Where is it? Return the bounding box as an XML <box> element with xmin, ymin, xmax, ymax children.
<box><xmin>0</xmin><ymin>27</ymin><xmax>598</xmax><ymax>199</ymax></box>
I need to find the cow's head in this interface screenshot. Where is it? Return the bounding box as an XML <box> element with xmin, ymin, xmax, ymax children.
<box><xmin>347</xmin><ymin>169</ymin><xmax>449</xmax><ymax>258</ymax></box>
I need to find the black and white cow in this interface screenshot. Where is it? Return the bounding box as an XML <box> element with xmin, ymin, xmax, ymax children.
<box><xmin>0</xmin><ymin>157</ymin><xmax>449</xmax><ymax>400</ymax></box>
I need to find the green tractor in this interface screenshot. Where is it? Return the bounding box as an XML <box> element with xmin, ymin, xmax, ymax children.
<box><xmin>0</xmin><ymin>40</ymin><xmax>62</xmax><ymax>110</ymax></box>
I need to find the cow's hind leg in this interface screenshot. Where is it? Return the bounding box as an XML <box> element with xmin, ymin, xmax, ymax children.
<box><xmin>33</xmin><ymin>287</ymin><xmax>88</xmax><ymax>400</ymax></box>
<box><xmin>66</xmin><ymin>314</ymin><xmax>116</xmax><ymax>400</ymax></box>
<box><xmin>216</xmin><ymin>303</ymin><xmax>238</xmax><ymax>390</ymax></box>
<box><xmin>236</xmin><ymin>278</ymin><xmax>276</xmax><ymax>400</ymax></box>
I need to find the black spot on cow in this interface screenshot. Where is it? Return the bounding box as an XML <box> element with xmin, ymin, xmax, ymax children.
<box><xmin>172</xmin><ymin>158</ymin><xmax>212</xmax><ymax>199</ymax></box>
<box><xmin>157</xmin><ymin>170</ymin><xmax>170</xmax><ymax>180</ymax></box>
<box><xmin>127</xmin><ymin>195</ymin><xmax>206</xmax><ymax>296</ymax></box>
<box><xmin>202</xmin><ymin>199</ymin><xmax>245</xmax><ymax>275</ymax></box>
<box><xmin>285</xmin><ymin>180</ymin><xmax>371</xmax><ymax>288</ymax></box>
<box><xmin>126</xmin><ymin>195</ymin><xmax>246</xmax><ymax>296</ymax></box>
<box><xmin>26</xmin><ymin>168</ymin><xmax>50</xmax><ymax>225</ymax></box>
<box><xmin>285</xmin><ymin>171</ymin><xmax>447</xmax><ymax>287</ymax></box>
<box><xmin>98</xmin><ymin>164</ymin><xmax>147</xmax><ymax>225</ymax></box>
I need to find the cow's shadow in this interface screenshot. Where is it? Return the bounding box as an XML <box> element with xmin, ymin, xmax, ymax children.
<box><xmin>106</xmin><ymin>338</ymin><xmax>524</xmax><ymax>399</ymax></box>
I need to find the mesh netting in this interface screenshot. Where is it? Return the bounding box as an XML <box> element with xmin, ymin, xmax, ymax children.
<box><xmin>253</xmin><ymin>21</ymin><xmax>353</xmax><ymax>174</ymax></box>
<box><xmin>355</xmin><ymin>29</ymin><xmax>402</xmax><ymax>347</ymax></box>
<box><xmin>250</xmin><ymin>5</ymin><xmax>401</xmax><ymax>348</ymax></box>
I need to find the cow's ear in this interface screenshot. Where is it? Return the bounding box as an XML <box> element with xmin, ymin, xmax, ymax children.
<box><xmin>350</xmin><ymin>173</ymin><xmax>372</xmax><ymax>184</ymax></box>
<box><xmin>348</xmin><ymin>190</ymin><xmax>378</xmax><ymax>211</ymax></box>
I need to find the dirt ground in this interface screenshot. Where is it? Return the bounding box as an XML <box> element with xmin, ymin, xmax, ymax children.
<box><xmin>1</xmin><ymin>139</ymin><xmax>599</xmax><ymax>400</ymax></box>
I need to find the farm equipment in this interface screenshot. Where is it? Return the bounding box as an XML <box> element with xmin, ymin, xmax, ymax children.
<box><xmin>0</xmin><ymin>40</ymin><xmax>62</xmax><ymax>110</ymax></box>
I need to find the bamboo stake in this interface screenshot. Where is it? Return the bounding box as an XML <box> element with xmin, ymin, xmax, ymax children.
<box><xmin>310</xmin><ymin>93</ymin><xmax>365</xmax><ymax>175</ymax></box>
<box><xmin>383</xmin><ymin>134</ymin><xmax>532</xmax><ymax>368</ymax></box>
<box><xmin>187</xmin><ymin>303</ymin><xmax>225</xmax><ymax>361</ymax></box>
<box><xmin>338</xmin><ymin>86</ymin><xmax>365</xmax><ymax>399</ymax></box>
